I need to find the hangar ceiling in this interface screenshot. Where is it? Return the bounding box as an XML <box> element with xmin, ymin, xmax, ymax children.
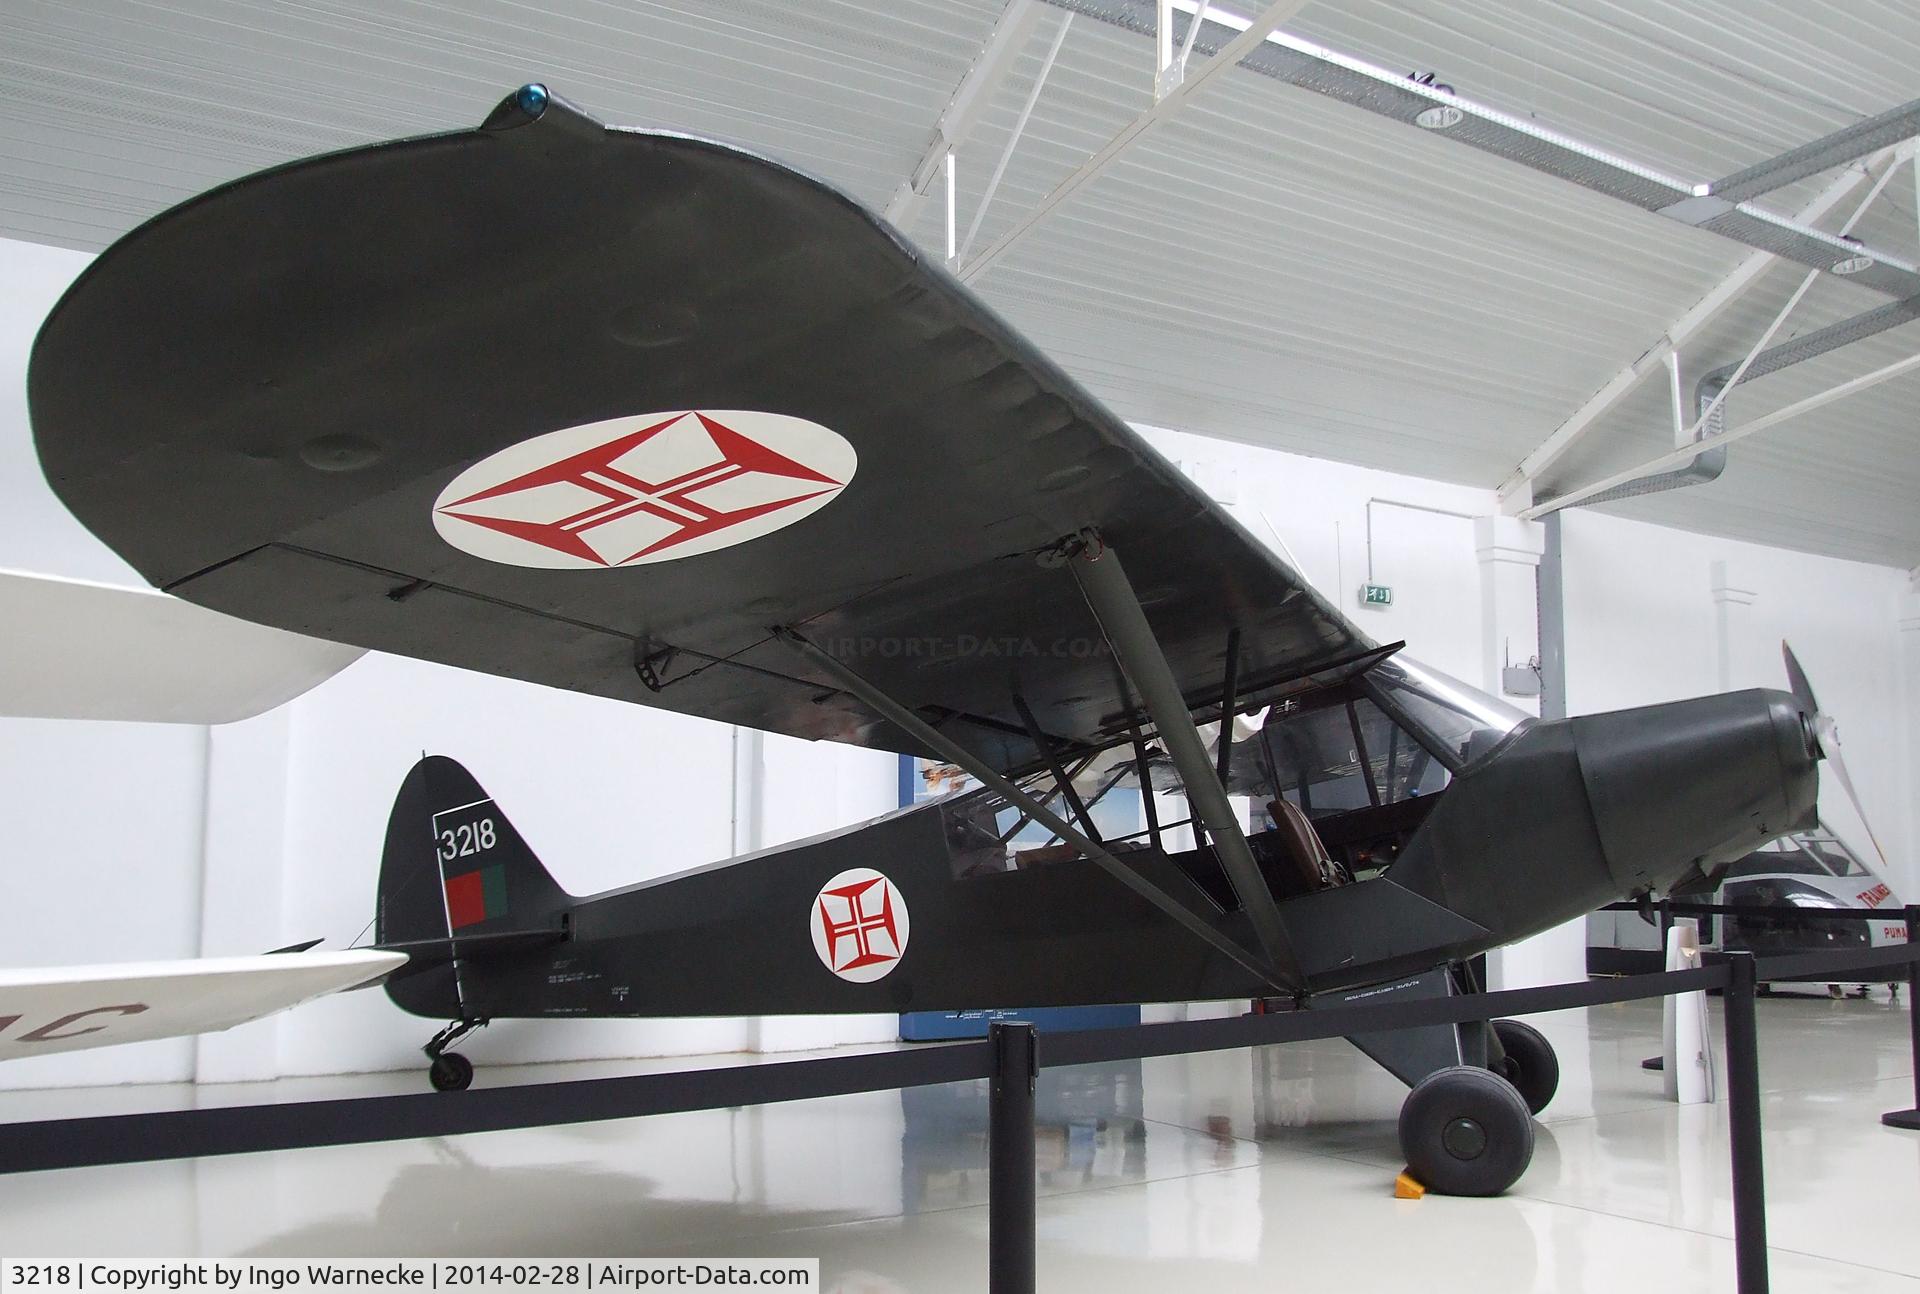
<box><xmin>4</xmin><ymin>0</ymin><xmax>1917</xmax><ymax>567</ymax></box>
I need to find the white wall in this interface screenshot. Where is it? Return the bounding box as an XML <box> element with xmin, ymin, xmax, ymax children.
<box><xmin>1138</xmin><ymin>425</ymin><xmax>1494</xmax><ymax>686</ymax></box>
<box><xmin>0</xmin><ymin>239</ymin><xmax>138</xmax><ymax>584</ymax></box>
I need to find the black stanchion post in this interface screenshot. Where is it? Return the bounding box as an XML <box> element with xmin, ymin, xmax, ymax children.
<box><xmin>1885</xmin><ymin>905</ymin><xmax>1920</xmax><ymax>1131</ymax></box>
<box><xmin>1724</xmin><ymin>952</ymin><xmax>1769</xmax><ymax>1294</ymax></box>
<box><xmin>1641</xmin><ymin>899</ymin><xmax>1677</xmax><ymax>1073</ymax></box>
<box><xmin>988</xmin><ymin>1021</ymin><xmax>1038</xmax><ymax>1294</ymax></box>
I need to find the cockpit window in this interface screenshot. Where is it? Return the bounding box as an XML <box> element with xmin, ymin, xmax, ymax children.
<box><xmin>1723</xmin><ymin>825</ymin><xmax>1873</xmax><ymax>881</ymax></box>
<box><xmin>1361</xmin><ymin>656</ymin><xmax>1530</xmax><ymax>769</ymax></box>
<box><xmin>1798</xmin><ymin>834</ymin><xmax>1870</xmax><ymax>878</ymax></box>
<box><xmin>937</xmin><ymin>774</ymin><xmax>1147</xmax><ymax>878</ymax></box>
<box><xmin>1258</xmin><ymin>694</ymin><xmax>1450</xmax><ymax>818</ymax></box>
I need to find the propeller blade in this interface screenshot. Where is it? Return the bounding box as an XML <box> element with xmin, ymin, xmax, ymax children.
<box><xmin>1781</xmin><ymin>641</ymin><xmax>1819</xmax><ymax>724</ymax></box>
<box><xmin>1783</xmin><ymin>641</ymin><xmax>1893</xmax><ymax>872</ymax></box>
<box><xmin>1820</xmin><ymin>724</ymin><xmax>1893</xmax><ymax>873</ymax></box>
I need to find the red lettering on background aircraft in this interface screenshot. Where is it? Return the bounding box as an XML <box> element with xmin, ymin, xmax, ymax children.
<box><xmin>14</xmin><ymin>1003</ymin><xmax>149</xmax><ymax>1042</ymax></box>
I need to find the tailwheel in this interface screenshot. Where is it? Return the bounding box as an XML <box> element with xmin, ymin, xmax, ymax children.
<box><xmin>1490</xmin><ymin>1018</ymin><xmax>1559</xmax><ymax>1114</ymax></box>
<box><xmin>429</xmin><ymin>1052</ymin><xmax>474</xmax><ymax>1092</ymax></box>
<box><xmin>1398</xmin><ymin>1066</ymin><xmax>1534</xmax><ymax>1197</ymax></box>
<box><xmin>422</xmin><ymin>1016</ymin><xmax>487</xmax><ymax>1093</ymax></box>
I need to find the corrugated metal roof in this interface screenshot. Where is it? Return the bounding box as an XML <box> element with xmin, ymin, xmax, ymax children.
<box><xmin>3</xmin><ymin>0</ymin><xmax>1916</xmax><ymax>564</ymax></box>
<box><xmin>0</xmin><ymin>0</ymin><xmax>1005</xmax><ymax>245</ymax></box>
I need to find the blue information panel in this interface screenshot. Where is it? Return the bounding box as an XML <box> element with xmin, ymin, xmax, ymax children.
<box><xmin>900</xmin><ymin>1003</ymin><xmax>1143</xmax><ymax>1041</ymax></box>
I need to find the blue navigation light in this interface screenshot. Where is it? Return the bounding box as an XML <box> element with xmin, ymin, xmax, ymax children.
<box><xmin>515</xmin><ymin>84</ymin><xmax>550</xmax><ymax>117</ymax></box>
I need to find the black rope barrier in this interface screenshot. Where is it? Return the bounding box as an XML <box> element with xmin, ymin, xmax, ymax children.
<box><xmin>1602</xmin><ymin>898</ymin><xmax>1907</xmax><ymax>922</ymax></box>
<box><xmin>0</xmin><ymin>1038</ymin><xmax>996</xmax><ymax>1174</ymax></box>
<box><xmin>1</xmin><ymin>933</ymin><xmax>1915</xmax><ymax>1294</ymax></box>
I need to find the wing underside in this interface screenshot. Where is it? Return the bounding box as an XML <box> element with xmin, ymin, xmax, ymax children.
<box><xmin>29</xmin><ymin>89</ymin><xmax>1375</xmax><ymax>775</ymax></box>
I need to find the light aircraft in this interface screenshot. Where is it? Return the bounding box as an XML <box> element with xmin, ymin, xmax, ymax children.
<box><xmin>24</xmin><ymin>84</ymin><xmax>1855</xmax><ymax>1195</ymax></box>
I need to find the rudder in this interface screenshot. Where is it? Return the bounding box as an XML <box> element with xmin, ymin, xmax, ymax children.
<box><xmin>376</xmin><ymin>755</ymin><xmax>571</xmax><ymax>1018</ymax></box>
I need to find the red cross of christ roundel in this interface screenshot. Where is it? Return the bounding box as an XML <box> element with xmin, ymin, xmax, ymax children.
<box><xmin>810</xmin><ymin>868</ymin><xmax>911</xmax><ymax>983</ymax></box>
<box><xmin>432</xmin><ymin>410</ymin><xmax>858</xmax><ymax>568</ymax></box>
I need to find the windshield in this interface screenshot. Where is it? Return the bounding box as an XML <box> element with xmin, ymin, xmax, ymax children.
<box><xmin>1723</xmin><ymin>824</ymin><xmax>1874</xmax><ymax>881</ymax></box>
<box><xmin>1361</xmin><ymin>655</ymin><xmax>1530</xmax><ymax>769</ymax></box>
<box><xmin>1795</xmin><ymin>832</ymin><xmax>1871</xmax><ymax>878</ymax></box>
<box><xmin>1258</xmin><ymin>693</ymin><xmax>1450</xmax><ymax>816</ymax></box>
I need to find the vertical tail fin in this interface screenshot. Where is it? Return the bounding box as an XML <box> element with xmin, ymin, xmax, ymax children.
<box><xmin>376</xmin><ymin>755</ymin><xmax>570</xmax><ymax>1017</ymax></box>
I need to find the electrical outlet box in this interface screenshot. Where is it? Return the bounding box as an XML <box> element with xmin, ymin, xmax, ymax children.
<box><xmin>1502</xmin><ymin>665</ymin><xmax>1542</xmax><ymax>697</ymax></box>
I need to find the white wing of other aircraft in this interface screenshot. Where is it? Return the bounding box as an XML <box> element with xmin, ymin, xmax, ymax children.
<box><xmin>0</xmin><ymin>568</ymin><xmax>381</xmax><ymax>1064</ymax></box>
<box><xmin>0</xmin><ymin>951</ymin><xmax>405</xmax><ymax>1060</ymax></box>
<box><xmin>0</xmin><ymin>567</ymin><xmax>364</xmax><ymax>724</ymax></box>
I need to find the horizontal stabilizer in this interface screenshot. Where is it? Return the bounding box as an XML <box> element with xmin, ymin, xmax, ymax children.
<box><xmin>0</xmin><ymin>950</ymin><xmax>405</xmax><ymax>1061</ymax></box>
<box><xmin>375</xmin><ymin>928</ymin><xmax>565</xmax><ymax>970</ymax></box>
<box><xmin>0</xmin><ymin>568</ymin><xmax>364</xmax><ymax>724</ymax></box>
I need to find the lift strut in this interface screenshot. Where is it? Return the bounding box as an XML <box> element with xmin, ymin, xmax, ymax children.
<box><xmin>772</xmin><ymin>626</ymin><xmax>1289</xmax><ymax>992</ymax></box>
<box><xmin>1068</xmin><ymin>538</ymin><xmax>1306</xmax><ymax>992</ymax></box>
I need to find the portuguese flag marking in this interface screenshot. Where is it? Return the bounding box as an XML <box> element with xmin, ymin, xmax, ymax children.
<box><xmin>446</xmin><ymin>863</ymin><xmax>507</xmax><ymax>929</ymax></box>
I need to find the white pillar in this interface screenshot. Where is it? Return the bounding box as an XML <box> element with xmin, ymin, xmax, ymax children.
<box><xmin>1475</xmin><ymin>516</ymin><xmax>1578</xmax><ymax>988</ymax></box>
<box><xmin>1711</xmin><ymin>560</ymin><xmax>1759</xmax><ymax>691</ymax></box>
<box><xmin>193</xmin><ymin>708</ymin><xmax>295</xmax><ymax>1083</ymax></box>
<box><xmin>1899</xmin><ymin>583</ymin><xmax>1920</xmax><ymax>902</ymax></box>
<box><xmin>1474</xmin><ymin>516</ymin><xmax>1546</xmax><ymax>717</ymax></box>
<box><xmin>751</xmin><ymin>740</ymin><xmax>898</xmax><ymax>1053</ymax></box>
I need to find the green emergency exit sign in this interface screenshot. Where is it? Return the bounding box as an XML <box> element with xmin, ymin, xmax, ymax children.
<box><xmin>1360</xmin><ymin>583</ymin><xmax>1393</xmax><ymax>608</ymax></box>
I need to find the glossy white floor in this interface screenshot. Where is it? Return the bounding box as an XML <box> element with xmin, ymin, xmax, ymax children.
<box><xmin>0</xmin><ymin>992</ymin><xmax>1915</xmax><ymax>1292</ymax></box>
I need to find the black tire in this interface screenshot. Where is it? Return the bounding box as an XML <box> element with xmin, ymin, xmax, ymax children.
<box><xmin>1491</xmin><ymin>1018</ymin><xmax>1559</xmax><ymax>1114</ymax></box>
<box><xmin>429</xmin><ymin>1053</ymin><xmax>474</xmax><ymax>1092</ymax></box>
<box><xmin>1398</xmin><ymin>1065</ymin><xmax>1534</xmax><ymax>1197</ymax></box>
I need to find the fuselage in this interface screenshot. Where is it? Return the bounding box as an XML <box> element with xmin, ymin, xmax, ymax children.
<box><xmin>390</xmin><ymin>673</ymin><xmax>1820</xmax><ymax>1021</ymax></box>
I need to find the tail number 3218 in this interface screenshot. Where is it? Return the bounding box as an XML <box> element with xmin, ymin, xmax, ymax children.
<box><xmin>438</xmin><ymin>817</ymin><xmax>497</xmax><ymax>863</ymax></box>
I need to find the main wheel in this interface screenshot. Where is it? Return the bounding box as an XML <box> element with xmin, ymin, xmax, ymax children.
<box><xmin>1491</xmin><ymin>1018</ymin><xmax>1559</xmax><ymax>1114</ymax></box>
<box><xmin>429</xmin><ymin>1052</ymin><xmax>474</xmax><ymax>1092</ymax></box>
<box><xmin>1398</xmin><ymin>1066</ymin><xmax>1534</xmax><ymax>1197</ymax></box>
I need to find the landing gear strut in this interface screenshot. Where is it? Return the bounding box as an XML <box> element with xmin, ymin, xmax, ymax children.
<box><xmin>1346</xmin><ymin>968</ymin><xmax>1554</xmax><ymax>1197</ymax></box>
<box><xmin>424</xmin><ymin>1017</ymin><xmax>487</xmax><ymax>1092</ymax></box>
